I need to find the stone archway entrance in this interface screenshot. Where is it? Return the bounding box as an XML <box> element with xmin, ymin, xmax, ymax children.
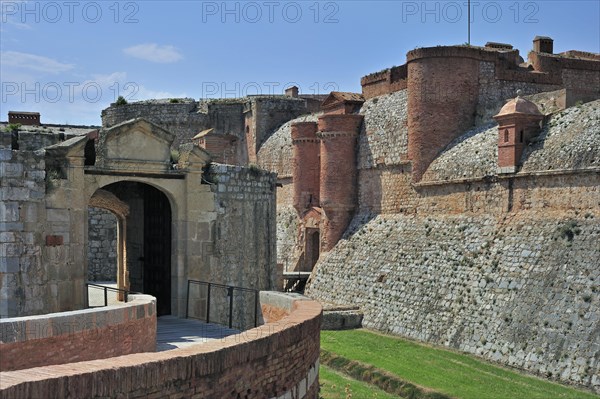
<box><xmin>91</xmin><ymin>181</ymin><xmax>173</xmax><ymax>316</ymax></box>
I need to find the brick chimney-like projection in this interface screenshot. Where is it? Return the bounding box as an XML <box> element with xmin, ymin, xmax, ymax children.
<box><xmin>533</xmin><ymin>36</ymin><xmax>554</xmax><ymax>54</ymax></box>
<box><xmin>292</xmin><ymin>122</ymin><xmax>320</xmax><ymax>213</ymax></box>
<box><xmin>291</xmin><ymin>92</ymin><xmax>364</xmax><ymax>271</ymax></box>
<box><xmin>317</xmin><ymin>112</ymin><xmax>363</xmax><ymax>251</ymax></box>
<box><xmin>493</xmin><ymin>92</ymin><xmax>544</xmax><ymax>174</ymax></box>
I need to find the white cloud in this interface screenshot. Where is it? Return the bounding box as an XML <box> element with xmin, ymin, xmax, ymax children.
<box><xmin>135</xmin><ymin>85</ymin><xmax>188</xmax><ymax>100</ymax></box>
<box><xmin>1</xmin><ymin>19</ymin><xmax>32</xmax><ymax>30</ymax></box>
<box><xmin>0</xmin><ymin>51</ymin><xmax>74</xmax><ymax>74</ymax></box>
<box><xmin>123</xmin><ymin>43</ymin><xmax>183</xmax><ymax>63</ymax></box>
<box><xmin>0</xmin><ymin>2</ymin><xmax>32</xmax><ymax>31</ymax></box>
<box><xmin>87</xmin><ymin>72</ymin><xmax>128</xmax><ymax>87</ymax></box>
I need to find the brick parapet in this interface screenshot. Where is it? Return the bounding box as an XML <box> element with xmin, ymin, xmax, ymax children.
<box><xmin>0</xmin><ymin>294</ymin><xmax>322</xmax><ymax>399</ymax></box>
<box><xmin>317</xmin><ymin>114</ymin><xmax>363</xmax><ymax>133</ymax></box>
<box><xmin>0</xmin><ymin>294</ymin><xmax>156</xmax><ymax>372</ymax></box>
<box><xmin>361</xmin><ymin>65</ymin><xmax>408</xmax><ymax>99</ymax></box>
<box><xmin>291</xmin><ymin>121</ymin><xmax>319</xmax><ymax>140</ymax></box>
<box><xmin>529</xmin><ymin>51</ymin><xmax>600</xmax><ymax>73</ymax></box>
<box><xmin>407</xmin><ymin>45</ymin><xmax>521</xmax><ymax>64</ymax></box>
<box><xmin>257</xmin><ymin>114</ymin><xmax>320</xmax><ymax>179</ymax></box>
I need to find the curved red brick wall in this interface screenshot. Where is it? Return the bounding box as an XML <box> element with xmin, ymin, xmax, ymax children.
<box><xmin>407</xmin><ymin>51</ymin><xmax>479</xmax><ymax>181</ymax></box>
<box><xmin>0</xmin><ymin>293</ymin><xmax>322</xmax><ymax>399</ymax></box>
<box><xmin>318</xmin><ymin>114</ymin><xmax>362</xmax><ymax>250</ymax></box>
<box><xmin>0</xmin><ymin>295</ymin><xmax>156</xmax><ymax>372</ymax></box>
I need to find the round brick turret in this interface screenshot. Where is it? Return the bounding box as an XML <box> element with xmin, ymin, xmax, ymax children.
<box><xmin>291</xmin><ymin>122</ymin><xmax>320</xmax><ymax>214</ymax></box>
<box><xmin>407</xmin><ymin>47</ymin><xmax>484</xmax><ymax>181</ymax></box>
<box><xmin>317</xmin><ymin>114</ymin><xmax>363</xmax><ymax>251</ymax></box>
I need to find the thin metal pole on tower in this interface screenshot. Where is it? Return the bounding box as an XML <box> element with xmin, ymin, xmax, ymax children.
<box><xmin>468</xmin><ymin>0</ymin><xmax>471</xmax><ymax>45</ymax></box>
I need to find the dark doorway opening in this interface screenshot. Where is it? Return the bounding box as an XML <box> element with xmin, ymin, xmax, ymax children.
<box><xmin>103</xmin><ymin>182</ymin><xmax>172</xmax><ymax>315</ymax></box>
<box><xmin>310</xmin><ymin>231</ymin><xmax>320</xmax><ymax>271</ymax></box>
<box><xmin>142</xmin><ymin>184</ymin><xmax>172</xmax><ymax>316</ymax></box>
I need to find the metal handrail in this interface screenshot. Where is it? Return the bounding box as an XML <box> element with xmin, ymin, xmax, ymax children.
<box><xmin>85</xmin><ymin>282</ymin><xmax>138</xmax><ymax>307</ymax></box>
<box><xmin>186</xmin><ymin>279</ymin><xmax>259</xmax><ymax>329</ymax></box>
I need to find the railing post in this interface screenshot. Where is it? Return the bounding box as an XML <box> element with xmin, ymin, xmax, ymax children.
<box><xmin>206</xmin><ymin>283</ymin><xmax>211</xmax><ymax>324</ymax></box>
<box><xmin>104</xmin><ymin>286</ymin><xmax>108</xmax><ymax>307</ymax></box>
<box><xmin>185</xmin><ymin>280</ymin><xmax>190</xmax><ymax>319</ymax></box>
<box><xmin>254</xmin><ymin>290</ymin><xmax>259</xmax><ymax>327</ymax></box>
<box><xmin>228</xmin><ymin>286</ymin><xmax>234</xmax><ymax>329</ymax></box>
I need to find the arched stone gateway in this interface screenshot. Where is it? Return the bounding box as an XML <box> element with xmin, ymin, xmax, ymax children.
<box><xmin>89</xmin><ymin>183</ymin><xmax>173</xmax><ymax>315</ymax></box>
<box><xmin>2</xmin><ymin>118</ymin><xmax>278</xmax><ymax>322</ymax></box>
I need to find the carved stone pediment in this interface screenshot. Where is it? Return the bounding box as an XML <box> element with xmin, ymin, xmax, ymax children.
<box><xmin>95</xmin><ymin>118</ymin><xmax>175</xmax><ymax>173</ymax></box>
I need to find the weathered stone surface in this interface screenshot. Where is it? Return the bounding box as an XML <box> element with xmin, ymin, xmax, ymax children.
<box><xmin>358</xmin><ymin>89</ymin><xmax>408</xmax><ymax>169</ymax></box>
<box><xmin>522</xmin><ymin>100</ymin><xmax>600</xmax><ymax>171</ymax></box>
<box><xmin>87</xmin><ymin>207</ymin><xmax>118</xmax><ymax>282</ymax></box>
<box><xmin>422</xmin><ymin>100</ymin><xmax>600</xmax><ymax>182</ymax></box>
<box><xmin>307</xmin><ymin>210</ymin><xmax>600</xmax><ymax>391</ymax></box>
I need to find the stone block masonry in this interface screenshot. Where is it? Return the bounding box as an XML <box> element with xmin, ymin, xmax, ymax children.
<box><xmin>101</xmin><ymin>99</ymin><xmax>210</xmax><ymax>147</ymax></box>
<box><xmin>307</xmin><ymin>93</ymin><xmax>599</xmax><ymax>392</ymax></box>
<box><xmin>197</xmin><ymin>164</ymin><xmax>279</xmax><ymax>329</ymax></box>
<box><xmin>0</xmin><ymin>148</ymin><xmax>48</xmax><ymax>317</ymax></box>
<box><xmin>87</xmin><ymin>207</ymin><xmax>117</xmax><ymax>281</ymax></box>
<box><xmin>102</xmin><ymin>96</ymin><xmax>318</xmax><ymax>165</ymax></box>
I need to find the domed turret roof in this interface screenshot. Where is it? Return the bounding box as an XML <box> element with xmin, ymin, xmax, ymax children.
<box><xmin>495</xmin><ymin>95</ymin><xmax>543</xmax><ymax>117</ymax></box>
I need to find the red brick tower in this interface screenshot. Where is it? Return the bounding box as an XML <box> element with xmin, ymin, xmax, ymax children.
<box><xmin>493</xmin><ymin>94</ymin><xmax>543</xmax><ymax>173</ymax></box>
<box><xmin>317</xmin><ymin>113</ymin><xmax>363</xmax><ymax>251</ymax></box>
<box><xmin>291</xmin><ymin>122</ymin><xmax>320</xmax><ymax>213</ymax></box>
<box><xmin>407</xmin><ymin>47</ymin><xmax>480</xmax><ymax>182</ymax></box>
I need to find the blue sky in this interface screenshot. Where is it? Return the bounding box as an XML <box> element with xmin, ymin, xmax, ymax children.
<box><xmin>1</xmin><ymin>0</ymin><xmax>599</xmax><ymax>125</ymax></box>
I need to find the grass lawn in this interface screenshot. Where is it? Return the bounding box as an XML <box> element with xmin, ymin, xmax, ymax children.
<box><xmin>321</xmin><ymin>329</ymin><xmax>599</xmax><ymax>399</ymax></box>
<box><xmin>319</xmin><ymin>364</ymin><xmax>399</xmax><ymax>399</ymax></box>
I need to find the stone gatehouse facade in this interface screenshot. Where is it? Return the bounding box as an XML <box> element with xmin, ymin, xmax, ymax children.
<box><xmin>1</xmin><ymin>118</ymin><xmax>277</xmax><ymax>320</ymax></box>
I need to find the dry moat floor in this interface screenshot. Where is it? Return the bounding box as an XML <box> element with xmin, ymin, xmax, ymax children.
<box><xmin>319</xmin><ymin>329</ymin><xmax>598</xmax><ymax>399</ymax></box>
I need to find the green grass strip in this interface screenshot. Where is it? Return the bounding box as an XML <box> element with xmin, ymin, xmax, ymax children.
<box><xmin>321</xmin><ymin>349</ymin><xmax>451</xmax><ymax>399</ymax></box>
<box><xmin>321</xmin><ymin>329</ymin><xmax>599</xmax><ymax>399</ymax></box>
<box><xmin>319</xmin><ymin>365</ymin><xmax>399</xmax><ymax>399</ymax></box>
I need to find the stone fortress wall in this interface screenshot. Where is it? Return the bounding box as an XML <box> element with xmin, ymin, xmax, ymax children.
<box><xmin>0</xmin><ymin>116</ymin><xmax>279</xmax><ymax>320</ymax></box>
<box><xmin>2</xmin><ymin>34</ymin><xmax>597</xmax><ymax>394</ymax></box>
<box><xmin>101</xmin><ymin>99</ymin><xmax>210</xmax><ymax>147</ymax></box>
<box><xmin>101</xmin><ymin>95</ymin><xmax>321</xmax><ymax>164</ymax></box>
<box><xmin>255</xmin><ymin>37</ymin><xmax>600</xmax><ymax>391</ymax></box>
<box><xmin>0</xmin><ymin>146</ymin><xmax>51</xmax><ymax>317</ymax></box>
